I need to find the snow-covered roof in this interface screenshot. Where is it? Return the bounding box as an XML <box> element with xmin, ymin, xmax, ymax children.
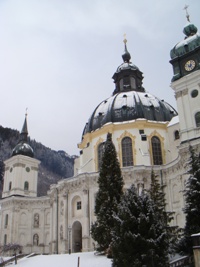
<box><xmin>167</xmin><ymin>115</ymin><xmax>179</xmax><ymax>127</ymax></box>
<box><xmin>82</xmin><ymin>91</ymin><xmax>177</xmax><ymax>136</ymax></box>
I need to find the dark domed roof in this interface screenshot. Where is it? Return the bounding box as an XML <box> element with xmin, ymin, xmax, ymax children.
<box><xmin>82</xmin><ymin>91</ymin><xmax>177</xmax><ymax>135</ymax></box>
<box><xmin>116</xmin><ymin>62</ymin><xmax>139</xmax><ymax>72</ymax></box>
<box><xmin>183</xmin><ymin>23</ymin><xmax>198</xmax><ymax>37</ymax></box>
<box><xmin>82</xmin><ymin>39</ymin><xmax>177</xmax><ymax>137</ymax></box>
<box><xmin>12</xmin><ymin>115</ymin><xmax>34</xmax><ymax>158</ymax></box>
<box><xmin>12</xmin><ymin>142</ymin><xmax>34</xmax><ymax>158</ymax></box>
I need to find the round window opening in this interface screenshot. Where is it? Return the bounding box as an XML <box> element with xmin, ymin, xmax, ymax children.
<box><xmin>26</xmin><ymin>167</ymin><xmax>30</xmax><ymax>172</ymax></box>
<box><xmin>191</xmin><ymin>89</ymin><xmax>198</xmax><ymax>98</ymax></box>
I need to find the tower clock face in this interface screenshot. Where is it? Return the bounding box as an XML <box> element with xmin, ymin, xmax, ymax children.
<box><xmin>185</xmin><ymin>60</ymin><xmax>196</xmax><ymax>72</ymax></box>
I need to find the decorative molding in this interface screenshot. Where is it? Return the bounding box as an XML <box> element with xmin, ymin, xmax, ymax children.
<box><xmin>79</xmin><ymin>120</ymin><xmax>168</xmax><ymax>149</ymax></box>
<box><xmin>13</xmin><ymin>163</ymin><xmax>26</xmax><ymax>168</ymax></box>
<box><xmin>175</xmin><ymin>91</ymin><xmax>182</xmax><ymax>99</ymax></box>
<box><xmin>182</xmin><ymin>88</ymin><xmax>188</xmax><ymax>96</ymax></box>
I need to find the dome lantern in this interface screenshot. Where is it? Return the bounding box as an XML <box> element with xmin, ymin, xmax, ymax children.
<box><xmin>112</xmin><ymin>36</ymin><xmax>145</xmax><ymax>95</ymax></box>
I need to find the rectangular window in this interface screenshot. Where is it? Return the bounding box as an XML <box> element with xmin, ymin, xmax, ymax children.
<box><xmin>77</xmin><ymin>201</ymin><xmax>81</xmax><ymax>210</ymax></box>
<box><xmin>141</xmin><ymin>134</ymin><xmax>147</xmax><ymax>141</ymax></box>
<box><xmin>139</xmin><ymin>129</ymin><xmax>144</xmax><ymax>134</ymax></box>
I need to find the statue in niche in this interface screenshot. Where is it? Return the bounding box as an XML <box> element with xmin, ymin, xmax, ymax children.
<box><xmin>33</xmin><ymin>233</ymin><xmax>39</xmax><ymax>246</ymax></box>
<box><xmin>138</xmin><ymin>183</ymin><xmax>144</xmax><ymax>196</ymax></box>
<box><xmin>60</xmin><ymin>201</ymin><xmax>64</xmax><ymax>216</ymax></box>
<box><xmin>60</xmin><ymin>225</ymin><xmax>63</xmax><ymax>240</ymax></box>
<box><xmin>34</xmin><ymin>213</ymin><xmax>39</xmax><ymax>227</ymax></box>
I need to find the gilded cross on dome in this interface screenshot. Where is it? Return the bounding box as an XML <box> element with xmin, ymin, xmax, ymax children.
<box><xmin>183</xmin><ymin>4</ymin><xmax>190</xmax><ymax>22</ymax></box>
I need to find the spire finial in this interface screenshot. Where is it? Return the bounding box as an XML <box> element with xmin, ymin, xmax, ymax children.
<box><xmin>123</xmin><ymin>33</ymin><xmax>127</xmax><ymax>45</ymax></box>
<box><xmin>122</xmin><ymin>34</ymin><xmax>131</xmax><ymax>63</ymax></box>
<box><xmin>183</xmin><ymin>4</ymin><xmax>190</xmax><ymax>22</ymax></box>
<box><xmin>25</xmin><ymin>107</ymin><xmax>28</xmax><ymax>117</ymax></box>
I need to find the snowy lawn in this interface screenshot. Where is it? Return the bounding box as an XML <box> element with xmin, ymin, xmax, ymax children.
<box><xmin>15</xmin><ymin>252</ymin><xmax>112</xmax><ymax>267</ymax></box>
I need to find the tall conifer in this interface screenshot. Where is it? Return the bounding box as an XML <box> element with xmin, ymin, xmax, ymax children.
<box><xmin>149</xmin><ymin>169</ymin><xmax>178</xmax><ymax>256</ymax></box>
<box><xmin>178</xmin><ymin>146</ymin><xmax>200</xmax><ymax>257</ymax></box>
<box><xmin>91</xmin><ymin>133</ymin><xmax>124</xmax><ymax>253</ymax></box>
<box><xmin>112</xmin><ymin>185</ymin><xmax>169</xmax><ymax>266</ymax></box>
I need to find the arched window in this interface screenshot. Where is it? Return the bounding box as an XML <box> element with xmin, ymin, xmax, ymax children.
<box><xmin>122</xmin><ymin>137</ymin><xmax>133</xmax><ymax>167</ymax></box>
<box><xmin>33</xmin><ymin>234</ymin><xmax>39</xmax><ymax>246</ymax></box>
<box><xmin>151</xmin><ymin>136</ymin><xmax>163</xmax><ymax>165</ymax></box>
<box><xmin>98</xmin><ymin>143</ymin><xmax>104</xmax><ymax>170</ymax></box>
<box><xmin>9</xmin><ymin>182</ymin><xmax>12</xmax><ymax>191</ymax></box>
<box><xmin>174</xmin><ymin>130</ymin><xmax>180</xmax><ymax>140</ymax></box>
<box><xmin>5</xmin><ymin>214</ymin><xmax>8</xmax><ymax>228</ymax></box>
<box><xmin>24</xmin><ymin>181</ymin><xmax>29</xmax><ymax>191</ymax></box>
<box><xmin>195</xmin><ymin>112</ymin><xmax>200</xmax><ymax>127</ymax></box>
<box><xmin>4</xmin><ymin>234</ymin><xmax>7</xmax><ymax>245</ymax></box>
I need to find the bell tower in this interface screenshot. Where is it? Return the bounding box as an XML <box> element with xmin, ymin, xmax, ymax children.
<box><xmin>2</xmin><ymin>115</ymin><xmax>40</xmax><ymax>198</ymax></box>
<box><xmin>170</xmin><ymin>6</ymin><xmax>200</xmax><ymax>144</ymax></box>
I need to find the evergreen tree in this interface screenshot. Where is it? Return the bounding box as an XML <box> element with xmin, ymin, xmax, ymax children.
<box><xmin>178</xmin><ymin>146</ymin><xmax>200</xmax><ymax>257</ymax></box>
<box><xmin>112</xmin><ymin>185</ymin><xmax>169</xmax><ymax>267</ymax></box>
<box><xmin>0</xmin><ymin>160</ymin><xmax>5</xmax><ymax>184</ymax></box>
<box><xmin>1</xmin><ymin>243</ymin><xmax>22</xmax><ymax>264</ymax></box>
<box><xmin>91</xmin><ymin>133</ymin><xmax>124</xmax><ymax>253</ymax></box>
<box><xmin>149</xmin><ymin>169</ymin><xmax>178</xmax><ymax>255</ymax></box>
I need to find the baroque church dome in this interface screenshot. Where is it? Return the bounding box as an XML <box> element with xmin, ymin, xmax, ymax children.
<box><xmin>12</xmin><ymin>115</ymin><xmax>34</xmax><ymax>158</ymax></box>
<box><xmin>83</xmin><ymin>39</ymin><xmax>177</xmax><ymax>136</ymax></box>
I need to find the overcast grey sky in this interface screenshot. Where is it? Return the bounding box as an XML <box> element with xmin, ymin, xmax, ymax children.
<box><xmin>0</xmin><ymin>0</ymin><xmax>199</xmax><ymax>156</ymax></box>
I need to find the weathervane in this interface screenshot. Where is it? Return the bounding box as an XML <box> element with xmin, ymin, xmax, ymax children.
<box><xmin>183</xmin><ymin>4</ymin><xmax>190</xmax><ymax>22</ymax></box>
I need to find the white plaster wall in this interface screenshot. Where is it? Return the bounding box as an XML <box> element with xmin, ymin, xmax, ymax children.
<box><xmin>171</xmin><ymin>70</ymin><xmax>200</xmax><ymax>142</ymax></box>
<box><xmin>2</xmin><ymin>155</ymin><xmax>40</xmax><ymax>198</ymax></box>
<box><xmin>77</xmin><ymin>120</ymin><xmax>176</xmax><ymax>174</ymax></box>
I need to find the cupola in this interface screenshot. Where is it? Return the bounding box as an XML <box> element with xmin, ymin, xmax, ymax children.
<box><xmin>112</xmin><ymin>37</ymin><xmax>145</xmax><ymax>95</ymax></box>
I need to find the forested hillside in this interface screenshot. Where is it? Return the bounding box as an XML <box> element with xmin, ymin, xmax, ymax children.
<box><xmin>0</xmin><ymin>125</ymin><xmax>76</xmax><ymax>196</ymax></box>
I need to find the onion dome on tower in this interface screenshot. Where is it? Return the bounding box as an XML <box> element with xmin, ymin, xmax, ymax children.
<box><xmin>12</xmin><ymin>114</ymin><xmax>34</xmax><ymax>158</ymax></box>
<box><xmin>82</xmin><ymin>38</ymin><xmax>177</xmax><ymax>136</ymax></box>
<box><xmin>170</xmin><ymin>5</ymin><xmax>200</xmax><ymax>81</ymax></box>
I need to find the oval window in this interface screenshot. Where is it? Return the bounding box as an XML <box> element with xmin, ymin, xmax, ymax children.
<box><xmin>191</xmin><ymin>89</ymin><xmax>198</xmax><ymax>98</ymax></box>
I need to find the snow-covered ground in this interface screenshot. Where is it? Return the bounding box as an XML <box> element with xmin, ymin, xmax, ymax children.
<box><xmin>9</xmin><ymin>252</ymin><xmax>112</xmax><ymax>267</ymax></box>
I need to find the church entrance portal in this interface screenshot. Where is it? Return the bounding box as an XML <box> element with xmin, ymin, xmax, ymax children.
<box><xmin>72</xmin><ymin>221</ymin><xmax>82</xmax><ymax>252</ymax></box>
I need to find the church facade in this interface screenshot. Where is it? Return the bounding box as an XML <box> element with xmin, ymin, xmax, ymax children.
<box><xmin>0</xmin><ymin>19</ymin><xmax>200</xmax><ymax>255</ymax></box>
